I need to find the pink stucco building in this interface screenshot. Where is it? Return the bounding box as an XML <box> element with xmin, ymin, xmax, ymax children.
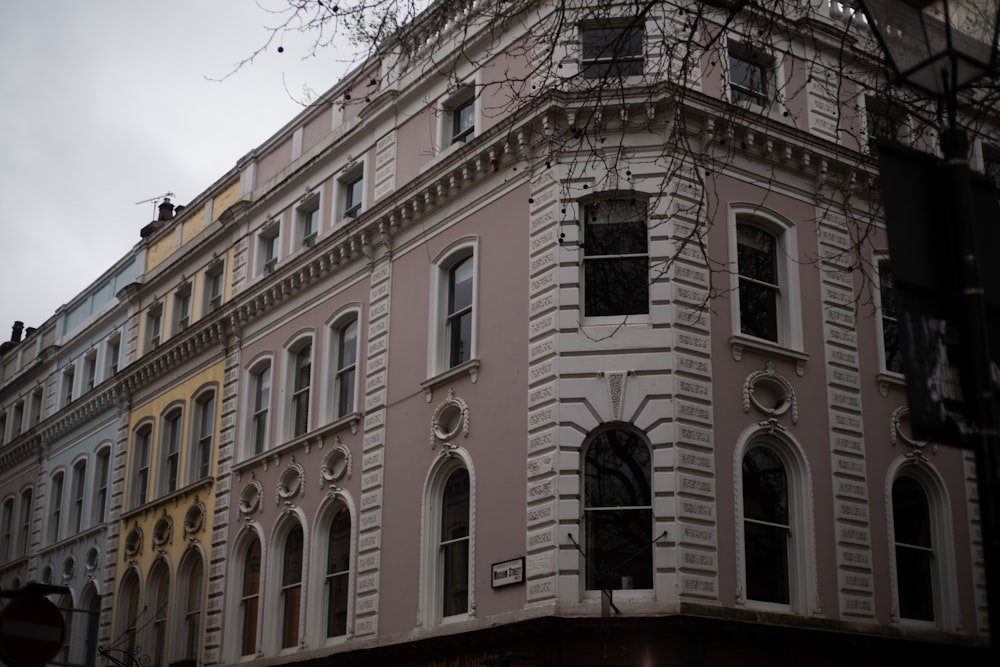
<box><xmin>3</xmin><ymin>1</ymin><xmax>997</xmax><ymax>666</ymax></box>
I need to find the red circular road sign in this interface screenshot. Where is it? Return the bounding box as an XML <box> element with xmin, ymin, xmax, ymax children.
<box><xmin>0</xmin><ymin>595</ymin><xmax>66</xmax><ymax>667</ymax></box>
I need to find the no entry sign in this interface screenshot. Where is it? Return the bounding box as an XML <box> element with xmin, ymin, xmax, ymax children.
<box><xmin>0</xmin><ymin>595</ymin><xmax>66</xmax><ymax>667</ymax></box>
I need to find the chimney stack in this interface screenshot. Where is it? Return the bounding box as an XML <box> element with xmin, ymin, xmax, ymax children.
<box><xmin>158</xmin><ymin>197</ymin><xmax>175</xmax><ymax>222</ymax></box>
<box><xmin>11</xmin><ymin>321</ymin><xmax>24</xmax><ymax>343</ymax></box>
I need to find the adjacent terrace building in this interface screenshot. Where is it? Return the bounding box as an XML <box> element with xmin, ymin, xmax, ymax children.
<box><xmin>2</xmin><ymin>1</ymin><xmax>998</xmax><ymax>666</ymax></box>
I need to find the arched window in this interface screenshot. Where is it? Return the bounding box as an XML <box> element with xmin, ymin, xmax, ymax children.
<box><xmin>78</xmin><ymin>583</ymin><xmax>99</xmax><ymax>667</ymax></box>
<box><xmin>92</xmin><ymin>446</ymin><xmax>111</xmax><ymax>525</ymax></box>
<box><xmin>736</xmin><ymin>223</ymin><xmax>780</xmax><ymax>342</ymax></box>
<box><xmin>280</xmin><ymin>523</ymin><xmax>304</xmax><ymax>648</ymax></box>
<box><xmin>729</xmin><ymin>208</ymin><xmax>802</xmax><ymax>350</ymax></box>
<box><xmin>190</xmin><ymin>389</ymin><xmax>216</xmax><ymax>482</ymax></box>
<box><xmin>147</xmin><ymin>561</ymin><xmax>170</xmax><ymax>667</ymax></box>
<box><xmin>70</xmin><ymin>459</ymin><xmax>86</xmax><ymax>534</ymax></box>
<box><xmin>57</xmin><ymin>592</ymin><xmax>73</xmax><ymax>666</ymax></box>
<box><xmin>583</xmin><ymin>428</ymin><xmax>652</xmax><ymax>590</ymax></box>
<box><xmin>440</xmin><ymin>469</ymin><xmax>470</xmax><ymax>616</ymax></box>
<box><xmin>118</xmin><ymin>570</ymin><xmax>141</xmax><ymax>657</ymax></box>
<box><xmin>332</xmin><ymin>317</ymin><xmax>359</xmax><ymax>420</ymax></box>
<box><xmin>742</xmin><ymin>445</ymin><xmax>790</xmax><ymax>604</ymax></box>
<box><xmin>48</xmin><ymin>471</ymin><xmax>64</xmax><ymax>544</ymax></box>
<box><xmin>177</xmin><ymin>550</ymin><xmax>205</xmax><ymax>663</ymax></box>
<box><xmin>0</xmin><ymin>497</ymin><xmax>13</xmax><ymax>561</ymax></box>
<box><xmin>248</xmin><ymin>361</ymin><xmax>272</xmax><ymax>457</ymax></box>
<box><xmin>892</xmin><ymin>475</ymin><xmax>935</xmax><ymax>621</ymax></box>
<box><xmin>288</xmin><ymin>341</ymin><xmax>313</xmax><ymax>439</ymax></box>
<box><xmin>131</xmin><ymin>425</ymin><xmax>152</xmax><ymax>507</ymax></box>
<box><xmin>429</xmin><ymin>240</ymin><xmax>478</xmax><ymax>376</ymax></box>
<box><xmin>159</xmin><ymin>407</ymin><xmax>183</xmax><ymax>495</ymax></box>
<box><xmin>239</xmin><ymin>537</ymin><xmax>261</xmax><ymax>656</ymax></box>
<box><xmin>325</xmin><ymin>506</ymin><xmax>351</xmax><ymax>638</ymax></box>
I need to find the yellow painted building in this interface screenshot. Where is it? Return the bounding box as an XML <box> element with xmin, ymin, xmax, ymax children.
<box><xmin>112</xmin><ymin>360</ymin><xmax>224</xmax><ymax>667</ymax></box>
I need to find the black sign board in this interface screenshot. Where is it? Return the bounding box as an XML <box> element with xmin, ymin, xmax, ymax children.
<box><xmin>876</xmin><ymin>139</ymin><xmax>1000</xmax><ymax>446</ymax></box>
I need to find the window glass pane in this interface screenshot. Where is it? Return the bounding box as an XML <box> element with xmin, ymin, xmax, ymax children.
<box><xmin>730</xmin><ymin>55</ymin><xmax>767</xmax><ymax>104</ymax></box>
<box><xmin>742</xmin><ymin>446</ymin><xmax>790</xmax><ymax>605</ymax></box>
<box><xmin>581</xmin><ymin>26</ymin><xmax>643</xmax><ymax>78</ymax></box>
<box><xmin>440</xmin><ymin>469</ymin><xmax>470</xmax><ymax>616</ymax></box>
<box><xmin>584</xmin><ymin>430</ymin><xmax>651</xmax><ymax>508</ymax></box>
<box><xmin>241</xmin><ymin>539</ymin><xmax>261</xmax><ymax>656</ymax></box>
<box><xmin>282</xmin><ymin>524</ymin><xmax>304</xmax><ymax>648</ymax></box>
<box><xmin>893</xmin><ymin>477</ymin><xmax>932</xmax><ymax>548</ymax></box>
<box><xmin>584</xmin><ymin>430</ymin><xmax>652</xmax><ymax>590</ymax></box>
<box><xmin>742</xmin><ymin>446</ymin><xmax>788</xmax><ymax>525</ymax></box>
<box><xmin>585</xmin><ymin>200</ymin><xmax>646</xmax><ymax>256</ymax></box>
<box><xmin>326</xmin><ymin>508</ymin><xmax>351</xmax><ymax>637</ymax></box>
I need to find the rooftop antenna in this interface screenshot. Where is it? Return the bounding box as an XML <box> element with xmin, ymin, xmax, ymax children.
<box><xmin>135</xmin><ymin>192</ymin><xmax>175</xmax><ymax>218</ymax></box>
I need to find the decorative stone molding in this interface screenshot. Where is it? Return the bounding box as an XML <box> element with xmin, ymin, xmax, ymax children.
<box><xmin>742</xmin><ymin>361</ymin><xmax>798</xmax><ymax>424</ymax></box>
<box><xmin>124</xmin><ymin>523</ymin><xmax>143</xmax><ymax>559</ymax></box>
<box><xmin>152</xmin><ymin>512</ymin><xmax>173</xmax><ymax>547</ymax></box>
<box><xmin>430</xmin><ymin>388</ymin><xmax>470</xmax><ymax>448</ymax></box>
<box><xmin>889</xmin><ymin>405</ymin><xmax>934</xmax><ymax>461</ymax></box>
<box><xmin>62</xmin><ymin>555</ymin><xmax>76</xmax><ymax>582</ymax></box>
<box><xmin>239</xmin><ymin>477</ymin><xmax>264</xmax><ymax>517</ymax></box>
<box><xmin>321</xmin><ymin>442</ymin><xmax>352</xmax><ymax>487</ymax></box>
<box><xmin>85</xmin><ymin>546</ymin><xmax>100</xmax><ymax>573</ymax></box>
<box><xmin>277</xmin><ymin>459</ymin><xmax>306</xmax><ymax>504</ymax></box>
<box><xmin>183</xmin><ymin>499</ymin><xmax>206</xmax><ymax>538</ymax></box>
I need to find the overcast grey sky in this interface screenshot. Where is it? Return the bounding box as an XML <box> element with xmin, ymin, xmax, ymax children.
<box><xmin>0</xmin><ymin>0</ymin><xmax>352</xmax><ymax>334</ymax></box>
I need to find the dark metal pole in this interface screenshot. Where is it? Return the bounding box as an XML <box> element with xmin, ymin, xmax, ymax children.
<box><xmin>942</xmin><ymin>126</ymin><xmax>1000</xmax><ymax>646</ymax></box>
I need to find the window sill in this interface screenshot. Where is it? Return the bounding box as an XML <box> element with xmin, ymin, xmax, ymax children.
<box><xmin>730</xmin><ymin>334</ymin><xmax>808</xmax><ymax>377</ymax></box>
<box><xmin>579</xmin><ymin>313</ymin><xmax>652</xmax><ymax>328</ymax></box>
<box><xmin>421</xmin><ymin>359</ymin><xmax>480</xmax><ymax>402</ymax></box>
<box><xmin>233</xmin><ymin>414</ymin><xmax>361</xmax><ymax>475</ymax></box>
<box><xmin>877</xmin><ymin>370</ymin><xmax>905</xmax><ymax>397</ymax></box>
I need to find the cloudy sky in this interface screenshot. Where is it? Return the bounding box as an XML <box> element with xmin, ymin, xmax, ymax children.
<box><xmin>0</xmin><ymin>0</ymin><xmax>354</xmax><ymax>334</ymax></box>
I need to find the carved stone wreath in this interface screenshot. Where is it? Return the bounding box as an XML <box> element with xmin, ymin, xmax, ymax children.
<box><xmin>321</xmin><ymin>443</ymin><xmax>352</xmax><ymax>487</ymax></box>
<box><xmin>152</xmin><ymin>513</ymin><xmax>173</xmax><ymax>547</ymax></box>
<box><xmin>742</xmin><ymin>362</ymin><xmax>798</xmax><ymax>424</ymax></box>
<box><xmin>124</xmin><ymin>524</ymin><xmax>143</xmax><ymax>558</ymax></box>
<box><xmin>239</xmin><ymin>479</ymin><xmax>263</xmax><ymax>516</ymax></box>
<box><xmin>430</xmin><ymin>388</ymin><xmax>470</xmax><ymax>448</ymax></box>
<box><xmin>890</xmin><ymin>405</ymin><xmax>933</xmax><ymax>460</ymax></box>
<box><xmin>277</xmin><ymin>460</ymin><xmax>305</xmax><ymax>505</ymax></box>
<box><xmin>62</xmin><ymin>555</ymin><xmax>76</xmax><ymax>581</ymax></box>
<box><xmin>184</xmin><ymin>500</ymin><xmax>206</xmax><ymax>538</ymax></box>
<box><xmin>85</xmin><ymin>546</ymin><xmax>100</xmax><ymax>573</ymax></box>
<box><xmin>41</xmin><ymin>564</ymin><xmax>54</xmax><ymax>585</ymax></box>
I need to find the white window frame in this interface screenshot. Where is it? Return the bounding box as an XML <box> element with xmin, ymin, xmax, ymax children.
<box><xmin>874</xmin><ymin>254</ymin><xmax>903</xmax><ymax>376</ymax></box>
<box><xmin>297</xmin><ymin>198</ymin><xmax>321</xmax><ymax>249</ymax></box>
<box><xmin>733</xmin><ymin>426</ymin><xmax>817</xmax><ymax>614</ymax></box>
<box><xmin>18</xmin><ymin>486</ymin><xmax>32</xmax><ymax>556</ymax></box>
<box><xmin>307</xmin><ymin>493</ymin><xmax>356</xmax><ymax>643</ymax></box>
<box><xmin>189</xmin><ymin>387</ymin><xmax>217</xmax><ymax>482</ymax></box>
<box><xmin>159</xmin><ymin>405</ymin><xmax>184</xmax><ymax>495</ymax></box>
<box><xmin>173</xmin><ymin>285</ymin><xmax>193</xmax><ymax>334</ymax></box>
<box><xmin>61</xmin><ymin>365</ymin><xmax>76</xmax><ymax>408</ymax></box>
<box><xmin>245</xmin><ymin>356</ymin><xmax>273</xmax><ymax>459</ymax></box>
<box><xmin>579</xmin><ymin>21</ymin><xmax>645</xmax><ymax>79</ymax></box>
<box><xmin>104</xmin><ymin>334</ymin><xmax>121</xmax><ymax>379</ymax></box>
<box><xmin>885</xmin><ymin>459</ymin><xmax>960</xmax><ymax>629</ymax></box>
<box><xmin>226</xmin><ymin>526</ymin><xmax>265</xmax><ymax>660</ymax></box>
<box><xmin>28</xmin><ymin>387</ymin><xmax>43</xmax><ymax>428</ymax></box>
<box><xmin>203</xmin><ymin>261</ymin><xmax>226</xmax><ymax>314</ymax></box>
<box><xmin>145</xmin><ymin>306</ymin><xmax>163</xmax><ymax>353</ymax></box>
<box><xmin>265</xmin><ymin>512</ymin><xmax>307</xmax><ymax>654</ymax></box>
<box><xmin>92</xmin><ymin>445</ymin><xmax>111</xmax><ymax>525</ymax></box>
<box><xmin>419</xmin><ymin>448</ymin><xmax>476</xmax><ymax>626</ymax></box>
<box><xmin>175</xmin><ymin>547</ymin><xmax>206</xmax><ymax>665</ymax></box>
<box><xmin>258</xmin><ymin>223</ymin><xmax>281</xmax><ymax>276</ymax></box>
<box><xmin>69</xmin><ymin>458</ymin><xmax>87</xmax><ymax>534</ymax></box>
<box><xmin>339</xmin><ymin>170</ymin><xmax>364</xmax><ymax>221</ymax></box>
<box><xmin>131</xmin><ymin>423</ymin><xmax>153</xmax><ymax>508</ymax></box>
<box><xmin>580</xmin><ymin>196</ymin><xmax>651</xmax><ymax>321</ymax></box>
<box><xmin>284</xmin><ymin>335</ymin><xmax>314</xmax><ymax>441</ymax></box>
<box><xmin>439</xmin><ymin>85</ymin><xmax>478</xmax><ymax>151</ymax></box>
<box><xmin>427</xmin><ymin>238</ymin><xmax>479</xmax><ymax>379</ymax></box>
<box><xmin>326</xmin><ymin>308</ymin><xmax>361</xmax><ymax>423</ymax></box>
<box><xmin>728</xmin><ymin>205</ymin><xmax>803</xmax><ymax>355</ymax></box>
<box><xmin>48</xmin><ymin>470</ymin><xmax>65</xmax><ymax>544</ymax></box>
